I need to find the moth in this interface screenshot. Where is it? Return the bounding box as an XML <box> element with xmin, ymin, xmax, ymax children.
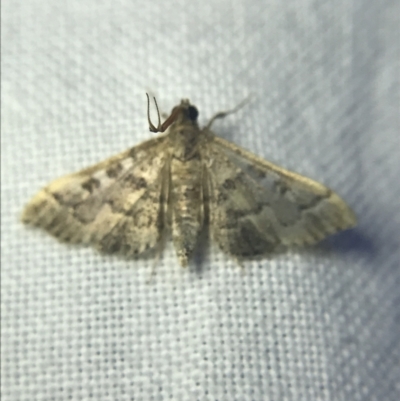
<box><xmin>22</xmin><ymin>95</ymin><xmax>356</xmax><ymax>266</ymax></box>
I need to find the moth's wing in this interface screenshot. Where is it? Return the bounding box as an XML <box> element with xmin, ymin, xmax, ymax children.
<box><xmin>204</xmin><ymin>135</ymin><xmax>356</xmax><ymax>259</ymax></box>
<box><xmin>22</xmin><ymin>136</ymin><xmax>170</xmax><ymax>257</ymax></box>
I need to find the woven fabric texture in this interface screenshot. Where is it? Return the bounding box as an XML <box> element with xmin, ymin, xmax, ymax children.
<box><xmin>2</xmin><ymin>1</ymin><xmax>399</xmax><ymax>400</ymax></box>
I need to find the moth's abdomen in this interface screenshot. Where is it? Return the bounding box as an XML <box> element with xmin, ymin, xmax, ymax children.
<box><xmin>170</xmin><ymin>158</ymin><xmax>203</xmax><ymax>266</ymax></box>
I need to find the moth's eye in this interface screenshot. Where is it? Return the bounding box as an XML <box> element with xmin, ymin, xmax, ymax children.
<box><xmin>187</xmin><ymin>106</ymin><xmax>199</xmax><ymax>121</ymax></box>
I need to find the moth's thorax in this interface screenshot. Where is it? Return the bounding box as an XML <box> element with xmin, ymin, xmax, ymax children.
<box><xmin>167</xmin><ymin>100</ymin><xmax>204</xmax><ymax>161</ymax></box>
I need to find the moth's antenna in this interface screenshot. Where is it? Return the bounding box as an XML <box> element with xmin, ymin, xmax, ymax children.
<box><xmin>146</xmin><ymin>93</ymin><xmax>182</xmax><ymax>133</ymax></box>
<box><xmin>205</xmin><ymin>96</ymin><xmax>252</xmax><ymax>129</ymax></box>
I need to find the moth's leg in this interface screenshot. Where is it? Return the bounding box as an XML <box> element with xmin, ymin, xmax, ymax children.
<box><xmin>205</xmin><ymin>96</ymin><xmax>252</xmax><ymax>129</ymax></box>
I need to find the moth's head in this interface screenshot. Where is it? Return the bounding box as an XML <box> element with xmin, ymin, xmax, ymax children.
<box><xmin>146</xmin><ymin>94</ymin><xmax>199</xmax><ymax>133</ymax></box>
<box><xmin>170</xmin><ymin>99</ymin><xmax>199</xmax><ymax>125</ymax></box>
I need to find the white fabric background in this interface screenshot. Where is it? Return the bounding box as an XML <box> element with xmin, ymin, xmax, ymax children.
<box><xmin>2</xmin><ymin>0</ymin><xmax>399</xmax><ymax>400</ymax></box>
